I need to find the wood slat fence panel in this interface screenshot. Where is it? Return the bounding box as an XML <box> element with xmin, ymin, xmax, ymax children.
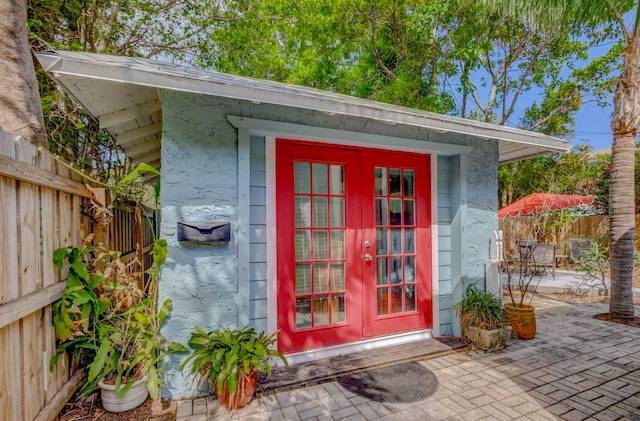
<box><xmin>0</xmin><ymin>130</ymin><xmax>83</xmax><ymax>421</ymax></box>
<box><xmin>0</xmin><ymin>129</ymin><xmax>156</xmax><ymax>420</ymax></box>
<box><xmin>499</xmin><ymin>214</ymin><xmax>640</xmax><ymax>255</ymax></box>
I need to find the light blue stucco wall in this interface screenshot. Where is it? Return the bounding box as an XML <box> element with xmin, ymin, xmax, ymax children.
<box><xmin>157</xmin><ymin>90</ymin><xmax>498</xmax><ymax>398</ymax></box>
<box><xmin>159</xmin><ymin>92</ymin><xmax>241</xmax><ymax>398</ymax></box>
<box><xmin>436</xmin><ymin>141</ymin><xmax>499</xmax><ymax>336</ymax></box>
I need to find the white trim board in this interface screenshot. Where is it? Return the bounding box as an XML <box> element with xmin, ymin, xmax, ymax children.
<box><xmin>265</xmin><ymin>137</ymin><xmax>278</xmax><ymax>336</ymax></box>
<box><xmin>227</xmin><ymin>115</ymin><xmax>471</xmax><ymax>156</ymax></box>
<box><xmin>430</xmin><ymin>154</ymin><xmax>440</xmax><ymax>337</ymax></box>
<box><xmin>236</xmin><ymin>127</ymin><xmax>251</xmax><ymax>326</ymax></box>
<box><xmin>282</xmin><ymin>330</ymin><xmax>434</xmax><ymax>366</ymax></box>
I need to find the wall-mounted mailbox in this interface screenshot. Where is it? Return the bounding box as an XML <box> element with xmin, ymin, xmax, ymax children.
<box><xmin>177</xmin><ymin>221</ymin><xmax>231</xmax><ymax>242</ymax></box>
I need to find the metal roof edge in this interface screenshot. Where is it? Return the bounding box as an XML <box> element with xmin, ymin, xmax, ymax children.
<box><xmin>35</xmin><ymin>50</ymin><xmax>572</xmax><ymax>153</ymax></box>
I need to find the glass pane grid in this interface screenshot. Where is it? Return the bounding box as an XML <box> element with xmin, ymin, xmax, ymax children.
<box><xmin>374</xmin><ymin>166</ymin><xmax>418</xmax><ymax>316</ymax></box>
<box><xmin>294</xmin><ymin>160</ymin><xmax>347</xmax><ymax>329</ymax></box>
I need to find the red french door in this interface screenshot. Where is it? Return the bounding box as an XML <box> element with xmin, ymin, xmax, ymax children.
<box><xmin>276</xmin><ymin>140</ymin><xmax>432</xmax><ymax>353</ymax></box>
<box><xmin>360</xmin><ymin>151</ymin><xmax>432</xmax><ymax>337</ymax></box>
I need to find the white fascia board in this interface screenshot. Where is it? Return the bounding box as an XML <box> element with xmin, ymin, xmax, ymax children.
<box><xmin>227</xmin><ymin>116</ymin><xmax>470</xmax><ymax>156</ymax></box>
<box><xmin>37</xmin><ymin>51</ymin><xmax>571</xmax><ymax>155</ymax></box>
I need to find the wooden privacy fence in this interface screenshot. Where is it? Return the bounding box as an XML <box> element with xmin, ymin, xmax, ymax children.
<box><xmin>0</xmin><ymin>129</ymin><xmax>156</xmax><ymax>421</ymax></box>
<box><xmin>499</xmin><ymin>214</ymin><xmax>640</xmax><ymax>255</ymax></box>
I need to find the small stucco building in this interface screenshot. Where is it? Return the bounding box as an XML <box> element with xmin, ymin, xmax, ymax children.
<box><xmin>37</xmin><ymin>50</ymin><xmax>571</xmax><ymax>399</ymax></box>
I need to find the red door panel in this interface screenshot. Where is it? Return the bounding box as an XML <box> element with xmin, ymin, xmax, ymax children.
<box><xmin>276</xmin><ymin>140</ymin><xmax>432</xmax><ymax>353</ymax></box>
<box><xmin>276</xmin><ymin>140</ymin><xmax>362</xmax><ymax>353</ymax></box>
<box><xmin>360</xmin><ymin>151</ymin><xmax>432</xmax><ymax>337</ymax></box>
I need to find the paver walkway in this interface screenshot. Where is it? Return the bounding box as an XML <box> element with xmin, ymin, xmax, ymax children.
<box><xmin>177</xmin><ymin>296</ymin><xmax>640</xmax><ymax>420</ymax></box>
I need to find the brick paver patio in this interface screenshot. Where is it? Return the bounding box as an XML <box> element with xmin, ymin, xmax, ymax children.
<box><xmin>177</xmin><ymin>296</ymin><xmax>640</xmax><ymax>420</ymax></box>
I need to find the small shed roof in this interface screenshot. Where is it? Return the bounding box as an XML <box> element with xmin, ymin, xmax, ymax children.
<box><xmin>36</xmin><ymin>50</ymin><xmax>571</xmax><ymax>171</ymax></box>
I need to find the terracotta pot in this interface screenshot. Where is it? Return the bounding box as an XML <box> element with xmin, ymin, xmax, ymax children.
<box><xmin>214</xmin><ymin>368</ymin><xmax>259</xmax><ymax>410</ymax></box>
<box><xmin>504</xmin><ymin>303</ymin><xmax>536</xmax><ymax>339</ymax></box>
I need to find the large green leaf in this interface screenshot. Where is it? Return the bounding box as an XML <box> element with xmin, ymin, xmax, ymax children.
<box><xmin>70</xmin><ymin>261</ymin><xmax>89</xmax><ymax>280</ymax></box>
<box><xmin>53</xmin><ymin>314</ymin><xmax>72</xmax><ymax>340</ymax></box>
<box><xmin>157</xmin><ymin>299</ymin><xmax>172</xmax><ymax>326</ymax></box>
<box><xmin>118</xmin><ymin>162</ymin><xmax>160</xmax><ymax>187</ymax></box>
<box><xmin>71</xmin><ymin>290</ymin><xmax>92</xmax><ymax>305</ymax></box>
<box><xmin>52</xmin><ymin>247</ymin><xmax>69</xmax><ymax>270</ymax></box>
<box><xmin>88</xmin><ymin>339</ymin><xmax>112</xmax><ymax>382</ymax></box>
<box><xmin>152</xmin><ymin>239</ymin><xmax>168</xmax><ymax>266</ymax></box>
<box><xmin>167</xmin><ymin>341</ymin><xmax>189</xmax><ymax>354</ymax></box>
<box><xmin>147</xmin><ymin>365</ymin><xmax>159</xmax><ymax>400</ymax></box>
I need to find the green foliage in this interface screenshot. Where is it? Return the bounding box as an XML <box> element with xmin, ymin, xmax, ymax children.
<box><xmin>198</xmin><ymin>0</ymin><xmax>595</xmax><ymax>124</ymax></box>
<box><xmin>50</xmin><ymin>240</ymin><xmax>188</xmax><ymax>399</ymax></box>
<box><xmin>31</xmin><ymin>0</ymin><xmax>615</xmax><ymax>180</ymax></box>
<box><xmin>180</xmin><ymin>326</ymin><xmax>287</xmax><ymax>396</ymax></box>
<box><xmin>579</xmin><ymin>242</ymin><xmax>610</xmax><ymax>296</ymax></box>
<box><xmin>452</xmin><ymin>285</ymin><xmax>507</xmax><ymax>330</ymax></box>
<box><xmin>51</xmin><ymin>246</ymin><xmax>109</xmax><ymax>345</ymax></box>
<box><xmin>108</xmin><ymin>162</ymin><xmax>161</xmax><ymax>211</ymax></box>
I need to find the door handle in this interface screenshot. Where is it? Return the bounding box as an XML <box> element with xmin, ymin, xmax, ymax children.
<box><xmin>363</xmin><ymin>253</ymin><xmax>373</xmax><ymax>262</ymax></box>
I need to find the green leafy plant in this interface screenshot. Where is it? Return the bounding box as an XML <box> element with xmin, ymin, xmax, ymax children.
<box><xmin>453</xmin><ymin>285</ymin><xmax>508</xmax><ymax>330</ymax></box>
<box><xmin>453</xmin><ymin>285</ymin><xmax>511</xmax><ymax>351</ymax></box>
<box><xmin>180</xmin><ymin>326</ymin><xmax>287</xmax><ymax>397</ymax></box>
<box><xmin>51</xmin><ymin>240</ymin><xmax>188</xmax><ymax>399</ymax></box>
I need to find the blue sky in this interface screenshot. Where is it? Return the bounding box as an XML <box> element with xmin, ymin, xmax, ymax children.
<box><xmin>570</xmin><ymin>41</ymin><xmax>617</xmax><ymax>151</ymax></box>
<box><xmin>573</xmin><ymin>101</ymin><xmax>613</xmax><ymax>150</ymax></box>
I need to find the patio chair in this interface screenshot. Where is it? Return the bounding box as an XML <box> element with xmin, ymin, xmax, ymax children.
<box><xmin>568</xmin><ymin>238</ymin><xmax>594</xmax><ymax>265</ymax></box>
<box><xmin>531</xmin><ymin>244</ymin><xmax>556</xmax><ymax>280</ymax></box>
<box><xmin>516</xmin><ymin>239</ymin><xmax>538</xmax><ymax>260</ymax></box>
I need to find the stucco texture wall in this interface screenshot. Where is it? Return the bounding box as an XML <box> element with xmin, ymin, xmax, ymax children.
<box><xmin>463</xmin><ymin>139</ymin><xmax>499</xmax><ymax>290</ymax></box>
<box><xmin>159</xmin><ymin>91</ymin><xmax>241</xmax><ymax>398</ymax></box>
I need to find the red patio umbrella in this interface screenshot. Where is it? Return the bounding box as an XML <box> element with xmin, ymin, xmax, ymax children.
<box><xmin>498</xmin><ymin>193</ymin><xmax>594</xmax><ymax>218</ymax></box>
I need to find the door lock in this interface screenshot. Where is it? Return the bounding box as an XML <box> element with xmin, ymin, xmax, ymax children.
<box><xmin>363</xmin><ymin>253</ymin><xmax>373</xmax><ymax>262</ymax></box>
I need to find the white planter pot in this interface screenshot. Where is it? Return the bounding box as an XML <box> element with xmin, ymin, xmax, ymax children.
<box><xmin>98</xmin><ymin>376</ymin><xmax>149</xmax><ymax>413</ymax></box>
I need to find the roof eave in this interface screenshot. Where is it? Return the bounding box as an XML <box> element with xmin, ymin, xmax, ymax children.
<box><xmin>36</xmin><ymin>50</ymin><xmax>572</xmax><ymax>166</ymax></box>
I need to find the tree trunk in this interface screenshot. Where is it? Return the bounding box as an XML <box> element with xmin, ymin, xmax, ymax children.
<box><xmin>608</xmin><ymin>36</ymin><xmax>638</xmax><ymax>320</ymax></box>
<box><xmin>0</xmin><ymin>0</ymin><xmax>46</xmax><ymax>146</ymax></box>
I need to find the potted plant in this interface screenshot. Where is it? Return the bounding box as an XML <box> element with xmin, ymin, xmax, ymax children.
<box><xmin>51</xmin><ymin>239</ymin><xmax>187</xmax><ymax>412</ymax></box>
<box><xmin>180</xmin><ymin>326</ymin><xmax>288</xmax><ymax>410</ymax></box>
<box><xmin>500</xmin><ymin>247</ymin><xmax>544</xmax><ymax>339</ymax></box>
<box><xmin>453</xmin><ymin>285</ymin><xmax>512</xmax><ymax>351</ymax></box>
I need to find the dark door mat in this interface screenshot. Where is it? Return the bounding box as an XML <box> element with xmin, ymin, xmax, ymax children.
<box><xmin>337</xmin><ymin>361</ymin><xmax>439</xmax><ymax>403</ymax></box>
<box><xmin>257</xmin><ymin>338</ymin><xmax>452</xmax><ymax>396</ymax></box>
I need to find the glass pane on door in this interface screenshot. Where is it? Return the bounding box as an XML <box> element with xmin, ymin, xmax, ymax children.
<box><xmin>293</xmin><ymin>160</ymin><xmax>347</xmax><ymax>329</ymax></box>
<box><xmin>374</xmin><ymin>166</ymin><xmax>419</xmax><ymax>316</ymax></box>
